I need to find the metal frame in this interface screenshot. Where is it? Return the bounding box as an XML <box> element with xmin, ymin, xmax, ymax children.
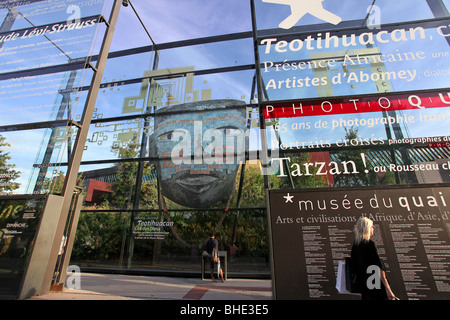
<box><xmin>0</xmin><ymin>0</ymin><xmax>124</xmax><ymax>299</ymax></box>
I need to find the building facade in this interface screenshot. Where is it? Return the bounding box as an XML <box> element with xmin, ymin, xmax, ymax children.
<box><xmin>0</xmin><ymin>0</ymin><xmax>449</xmax><ymax>299</ymax></box>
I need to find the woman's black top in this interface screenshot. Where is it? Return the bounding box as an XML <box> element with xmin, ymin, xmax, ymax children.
<box><xmin>351</xmin><ymin>239</ymin><xmax>387</xmax><ymax>300</ymax></box>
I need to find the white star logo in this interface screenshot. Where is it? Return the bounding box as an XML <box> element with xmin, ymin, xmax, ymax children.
<box><xmin>283</xmin><ymin>193</ymin><xmax>294</xmax><ymax>203</ymax></box>
<box><xmin>262</xmin><ymin>0</ymin><xmax>342</xmax><ymax>29</ymax></box>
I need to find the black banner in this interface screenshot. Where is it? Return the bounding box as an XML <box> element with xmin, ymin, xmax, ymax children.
<box><xmin>268</xmin><ymin>185</ymin><xmax>450</xmax><ymax>300</ymax></box>
<box><xmin>0</xmin><ymin>195</ymin><xmax>47</xmax><ymax>298</ymax></box>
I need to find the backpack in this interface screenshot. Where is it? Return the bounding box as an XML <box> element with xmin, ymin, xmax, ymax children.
<box><xmin>206</xmin><ymin>238</ymin><xmax>215</xmax><ymax>254</ymax></box>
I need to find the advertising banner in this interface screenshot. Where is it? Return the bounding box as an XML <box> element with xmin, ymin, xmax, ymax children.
<box><xmin>0</xmin><ymin>195</ymin><xmax>47</xmax><ymax>298</ymax></box>
<box><xmin>256</xmin><ymin>4</ymin><xmax>450</xmax><ymax>101</ymax></box>
<box><xmin>0</xmin><ymin>0</ymin><xmax>109</xmax><ymax>196</ymax></box>
<box><xmin>268</xmin><ymin>185</ymin><xmax>450</xmax><ymax>300</ymax></box>
<box><xmin>0</xmin><ymin>0</ymin><xmax>45</xmax><ymax>10</ymax></box>
<box><xmin>264</xmin><ymin>91</ymin><xmax>450</xmax><ymax>119</ymax></box>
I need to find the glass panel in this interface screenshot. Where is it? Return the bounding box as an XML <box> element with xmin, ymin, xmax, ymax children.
<box><xmin>79</xmin><ymin>164</ymin><xmax>120</xmax><ymax>207</ymax></box>
<box><xmin>88</xmin><ymin>69</ymin><xmax>255</xmax><ymax>119</ymax></box>
<box><xmin>190</xmin><ymin>71</ymin><xmax>255</xmax><ymax>102</ymax></box>
<box><xmin>445</xmin><ymin>0</ymin><xmax>450</xmax><ymax>10</ymax></box>
<box><xmin>82</xmin><ymin>118</ymin><xmax>148</xmax><ymax>162</ymax></box>
<box><xmin>268</xmin><ymin>145</ymin><xmax>450</xmax><ymax>190</ymax></box>
<box><xmin>0</xmin><ymin>127</ymin><xmax>76</xmax><ymax>195</ymax></box>
<box><xmin>0</xmin><ymin>0</ymin><xmax>110</xmax><ymax>195</ymax></box>
<box><xmin>101</xmin><ymin>51</ymin><xmax>157</xmax><ymax>83</ymax></box>
<box><xmin>259</xmin><ymin>19</ymin><xmax>450</xmax><ymax>101</ymax></box>
<box><xmin>90</xmin><ymin>81</ymin><xmax>150</xmax><ymax>118</ymax></box>
<box><xmin>114</xmin><ymin>0</ymin><xmax>252</xmax><ymax>45</ymax></box>
<box><xmin>128</xmin><ymin>209</ymin><xmax>270</xmax><ymax>275</ymax></box>
<box><xmin>0</xmin><ymin>132</ymin><xmax>23</xmax><ymax>194</ymax></box>
<box><xmin>70</xmin><ymin>208</ymin><xmax>270</xmax><ymax>276</ymax></box>
<box><xmin>266</xmin><ymin>94</ymin><xmax>450</xmax><ymax>144</ymax></box>
<box><xmin>79</xmin><ymin>161</ymin><xmax>159</xmax><ymax>210</ymax></box>
<box><xmin>0</xmin><ymin>195</ymin><xmax>47</xmax><ymax>297</ymax></box>
<box><xmin>156</xmin><ymin>38</ymin><xmax>254</xmax><ymax>70</ymax></box>
<box><xmin>0</xmin><ymin>0</ymin><xmax>107</xmax><ymax>73</ymax></box>
<box><xmin>0</xmin><ymin>69</ymin><xmax>93</xmax><ymax>125</ymax></box>
<box><xmin>266</xmin><ymin>101</ymin><xmax>450</xmax><ymax>189</ymax></box>
<box><xmin>2</xmin><ymin>0</ymin><xmax>106</xmax><ymax>28</ymax></box>
<box><xmin>71</xmin><ymin>210</ymin><xmax>129</xmax><ymax>268</ymax></box>
<box><xmin>255</xmin><ymin>0</ymin><xmax>436</xmax><ymax>33</ymax></box>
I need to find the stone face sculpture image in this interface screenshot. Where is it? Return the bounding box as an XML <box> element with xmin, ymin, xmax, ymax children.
<box><xmin>150</xmin><ymin>100</ymin><xmax>247</xmax><ymax>208</ymax></box>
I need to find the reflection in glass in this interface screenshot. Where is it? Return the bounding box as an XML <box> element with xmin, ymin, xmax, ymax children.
<box><xmin>0</xmin><ymin>69</ymin><xmax>92</xmax><ymax>126</ymax></box>
<box><xmin>155</xmin><ymin>38</ymin><xmax>254</xmax><ymax>70</ymax></box>
<box><xmin>0</xmin><ymin>134</ymin><xmax>20</xmax><ymax>194</ymax></box>
<box><xmin>91</xmin><ymin>69</ymin><xmax>254</xmax><ymax>119</ymax></box>
<box><xmin>255</xmin><ymin>0</ymin><xmax>435</xmax><ymax>32</ymax></box>
<box><xmin>117</xmin><ymin>0</ymin><xmax>252</xmax><ymax>44</ymax></box>
<box><xmin>259</xmin><ymin>19</ymin><xmax>450</xmax><ymax>102</ymax></box>
<box><xmin>0</xmin><ymin>196</ymin><xmax>47</xmax><ymax>297</ymax></box>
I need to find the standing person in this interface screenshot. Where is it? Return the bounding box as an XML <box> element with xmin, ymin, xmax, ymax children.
<box><xmin>351</xmin><ymin>217</ymin><xmax>397</xmax><ymax>300</ymax></box>
<box><xmin>206</xmin><ymin>233</ymin><xmax>225</xmax><ymax>282</ymax></box>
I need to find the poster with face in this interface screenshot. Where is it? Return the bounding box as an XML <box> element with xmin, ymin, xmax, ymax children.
<box><xmin>150</xmin><ymin>100</ymin><xmax>248</xmax><ymax>208</ymax></box>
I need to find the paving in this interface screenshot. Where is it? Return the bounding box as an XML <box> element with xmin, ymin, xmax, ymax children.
<box><xmin>25</xmin><ymin>272</ymin><xmax>273</xmax><ymax>300</ymax></box>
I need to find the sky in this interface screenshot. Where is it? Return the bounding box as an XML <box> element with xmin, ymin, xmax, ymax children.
<box><xmin>110</xmin><ymin>0</ymin><xmax>443</xmax><ymax>50</ymax></box>
<box><xmin>110</xmin><ymin>0</ymin><xmax>253</xmax><ymax>50</ymax></box>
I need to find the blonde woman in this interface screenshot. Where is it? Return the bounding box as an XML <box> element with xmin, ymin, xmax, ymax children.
<box><xmin>351</xmin><ymin>217</ymin><xmax>397</xmax><ymax>300</ymax></box>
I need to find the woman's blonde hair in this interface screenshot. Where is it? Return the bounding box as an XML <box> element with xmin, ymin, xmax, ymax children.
<box><xmin>354</xmin><ymin>217</ymin><xmax>373</xmax><ymax>244</ymax></box>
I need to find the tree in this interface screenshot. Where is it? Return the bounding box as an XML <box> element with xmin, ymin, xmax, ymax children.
<box><xmin>102</xmin><ymin>132</ymin><xmax>158</xmax><ymax>209</ymax></box>
<box><xmin>283</xmin><ymin>152</ymin><xmax>328</xmax><ymax>189</ymax></box>
<box><xmin>0</xmin><ymin>135</ymin><xmax>20</xmax><ymax>193</ymax></box>
<box><xmin>332</xmin><ymin>127</ymin><xmax>395</xmax><ymax>187</ymax></box>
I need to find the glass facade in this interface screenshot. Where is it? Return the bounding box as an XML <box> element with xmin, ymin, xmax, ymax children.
<box><xmin>257</xmin><ymin>0</ymin><xmax>450</xmax><ymax>191</ymax></box>
<box><xmin>0</xmin><ymin>0</ymin><xmax>449</xmax><ymax>282</ymax></box>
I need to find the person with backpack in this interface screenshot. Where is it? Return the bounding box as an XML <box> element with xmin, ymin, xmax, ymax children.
<box><xmin>206</xmin><ymin>232</ymin><xmax>224</xmax><ymax>282</ymax></box>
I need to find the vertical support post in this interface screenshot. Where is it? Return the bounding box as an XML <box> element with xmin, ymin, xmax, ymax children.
<box><xmin>18</xmin><ymin>195</ymin><xmax>64</xmax><ymax>299</ymax></box>
<box><xmin>54</xmin><ymin>188</ymin><xmax>84</xmax><ymax>288</ymax></box>
<box><xmin>427</xmin><ymin>0</ymin><xmax>450</xmax><ymax>46</ymax></box>
<box><xmin>426</xmin><ymin>0</ymin><xmax>450</xmax><ymax>17</ymax></box>
<box><xmin>250</xmin><ymin>0</ymin><xmax>276</xmax><ymax>300</ymax></box>
<box><xmin>126</xmin><ymin>107</ymin><xmax>151</xmax><ymax>268</ymax></box>
<box><xmin>61</xmin><ymin>1</ymin><xmax>121</xmax><ymax>199</ymax></box>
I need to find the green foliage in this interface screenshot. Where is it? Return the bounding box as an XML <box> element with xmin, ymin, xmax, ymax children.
<box><xmin>239</xmin><ymin>166</ymin><xmax>269</xmax><ymax>207</ymax></box>
<box><xmin>100</xmin><ymin>132</ymin><xmax>159</xmax><ymax>209</ymax></box>
<box><xmin>332</xmin><ymin>127</ymin><xmax>396</xmax><ymax>187</ymax></box>
<box><xmin>40</xmin><ymin>171</ymin><xmax>84</xmax><ymax>195</ymax></box>
<box><xmin>72</xmin><ymin>211</ymin><xmax>126</xmax><ymax>260</ymax></box>
<box><xmin>74</xmin><ymin>142</ymin><xmax>272</xmax><ymax>264</ymax></box>
<box><xmin>0</xmin><ymin>135</ymin><xmax>21</xmax><ymax>192</ymax></box>
<box><xmin>281</xmin><ymin>152</ymin><xmax>328</xmax><ymax>189</ymax></box>
<box><xmin>72</xmin><ymin>208</ymin><xmax>269</xmax><ymax>263</ymax></box>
